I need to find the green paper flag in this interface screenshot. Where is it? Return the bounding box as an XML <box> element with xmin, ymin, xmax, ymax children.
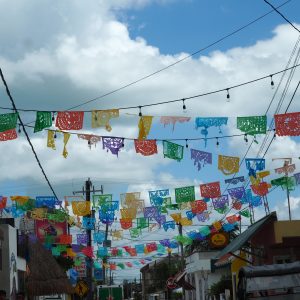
<box><xmin>130</xmin><ymin>228</ymin><xmax>141</xmax><ymax>238</ymax></box>
<box><xmin>239</xmin><ymin>209</ymin><xmax>251</xmax><ymax>218</ymax></box>
<box><xmin>163</xmin><ymin>140</ymin><xmax>184</xmax><ymax>161</ymax></box>
<box><xmin>0</xmin><ymin>112</ymin><xmax>18</xmax><ymax>133</ymax></box>
<box><xmin>237</xmin><ymin>115</ymin><xmax>267</xmax><ymax>135</ymax></box>
<box><xmin>175</xmin><ymin>186</ymin><xmax>195</xmax><ymax>203</ymax></box>
<box><xmin>215</xmin><ymin>206</ymin><xmax>229</xmax><ymax>214</ymax></box>
<box><xmin>137</xmin><ymin>217</ymin><xmax>149</xmax><ymax>229</ymax></box>
<box><xmin>34</xmin><ymin>111</ymin><xmax>52</xmax><ymax>133</ymax></box>
<box><xmin>271</xmin><ymin>176</ymin><xmax>296</xmax><ymax>191</ymax></box>
<box><xmin>175</xmin><ymin>235</ymin><xmax>193</xmax><ymax>245</ymax></box>
<box><xmin>93</xmin><ymin>194</ymin><xmax>112</xmax><ymax>208</ymax></box>
<box><xmin>117</xmin><ymin>263</ymin><xmax>125</xmax><ymax>269</ymax></box>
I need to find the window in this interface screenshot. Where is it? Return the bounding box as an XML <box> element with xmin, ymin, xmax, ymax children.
<box><xmin>274</xmin><ymin>255</ymin><xmax>292</xmax><ymax>264</ymax></box>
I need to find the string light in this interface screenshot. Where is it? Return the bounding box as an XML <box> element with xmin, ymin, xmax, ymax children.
<box><xmin>54</xmin><ymin>131</ymin><xmax>57</xmax><ymax>139</ymax></box>
<box><xmin>244</xmin><ymin>134</ymin><xmax>248</xmax><ymax>143</ymax></box>
<box><xmin>52</xmin><ymin>112</ymin><xmax>55</xmax><ymax>121</ymax></box>
<box><xmin>138</xmin><ymin>106</ymin><xmax>142</xmax><ymax>117</ymax></box>
<box><xmin>216</xmin><ymin>137</ymin><xmax>219</xmax><ymax>147</ymax></box>
<box><xmin>226</xmin><ymin>89</ymin><xmax>230</xmax><ymax>101</ymax></box>
<box><xmin>182</xmin><ymin>99</ymin><xmax>187</xmax><ymax>113</ymax></box>
<box><xmin>273</xmin><ymin>129</ymin><xmax>277</xmax><ymax>139</ymax></box>
<box><xmin>18</xmin><ymin>124</ymin><xmax>21</xmax><ymax>134</ymax></box>
<box><xmin>270</xmin><ymin>75</ymin><xmax>275</xmax><ymax>89</ymax></box>
<box><xmin>253</xmin><ymin>135</ymin><xmax>259</xmax><ymax>144</ymax></box>
<box><xmin>185</xmin><ymin>139</ymin><xmax>189</xmax><ymax>148</ymax></box>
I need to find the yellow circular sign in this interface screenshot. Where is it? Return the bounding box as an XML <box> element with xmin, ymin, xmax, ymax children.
<box><xmin>211</xmin><ymin>233</ymin><xmax>227</xmax><ymax>247</ymax></box>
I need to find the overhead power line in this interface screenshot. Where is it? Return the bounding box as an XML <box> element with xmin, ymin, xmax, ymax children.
<box><xmin>263</xmin><ymin>0</ymin><xmax>300</xmax><ymax>33</ymax></box>
<box><xmin>0</xmin><ymin>63</ymin><xmax>299</xmax><ymax>113</ymax></box>
<box><xmin>66</xmin><ymin>0</ymin><xmax>292</xmax><ymax>110</ymax></box>
<box><xmin>0</xmin><ymin>68</ymin><xmax>59</xmax><ymax>201</ymax></box>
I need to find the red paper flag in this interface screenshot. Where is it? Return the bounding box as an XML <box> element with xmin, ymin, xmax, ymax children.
<box><xmin>111</xmin><ymin>248</ymin><xmax>118</xmax><ymax>256</ymax></box>
<box><xmin>56</xmin><ymin>111</ymin><xmax>84</xmax><ymax>130</ymax></box>
<box><xmin>125</xmin><ymin>262</ymin><xmax>133</xmax><ymax>268</ymax></box>
<box><xmin>128</xmin><ymin>248</ymin><xmax>137</xmax><ymax>257</ymax></box>
<box><xmin>120</xmin><ymin>218</ymin><xmax>132</xmax><ymax>229</ymax></box>
<box><xmin>275</xmin><ymin>112</ymin><xmax>300</xmax><ymax>136</ymax></box>
<box><xmin>0</xmin><ymin>129</ymin><xmax>17</xmax><ymax>141</ymax></box>
<box><xmin>134</xmin><ymin>139</ymin><xmax>158</xmax><ymax>156</ymax></box>
<box><xmin>146</xmin><ymin>242</ymin><xmax>157</xmax><ymax>253</ymax></box>
<box><xmin>200</xmin><ymin>182</ymin><xmax>221</xmax><ymax>198</ymax></box>
<box><xmin>0</xmin><ymin>197</ymin><xmax>7</xmax><ymax>209</ymax></box>
<box><xmin>191</xmin><ymin>200</ymin><xmax>207</xmax><ymax>214</ymax></box>
<box><xmin>110</xmin><ymin>264</ymin><xmax>117</xmax><ymax>270</ymax></box>
<box><xmin>226</xmin><ymin>215</ymin><xmax>241</xmax><ymax>224</ymax></box>
<box><xmin>251</xmin><ymin>182</ymin><xmax>269</xmax><ymax>196</ymax></box>
<box><xmin>59</xmin><ymin>234</ymin><xmax>72</xmax><ymax>244</ymax></box>
<box><xmin>82</xmin><ymin>246</ymin><xmax>94</xmax><ymax>258</ymax></box>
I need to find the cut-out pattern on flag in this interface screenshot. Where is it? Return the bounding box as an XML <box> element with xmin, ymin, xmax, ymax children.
<box><xmin>120</xmin><ymin>208</ymin><xmax>137</xmax><ymax>219</ymax></box>
<box><xmin>59</xmin><ymin>234</ymin><xmax>72</xmax><ymax>244</ymax></box>
<box><xmin>170</xmin><ymin>213</ymin><xmax>182</xmax><ymax>223</ymax></box>
<box><xmin>102</xmin><ymin>137</ymin><xmax>124</xmax><ymax>156</ymax></box>
<box><xmin>130</xmin><ymin>228</ymin><xmax>141</xmax><ymax>238</ymax></box>
<box><xmin>34</xmin><ymin>111</ymin><xmax>52</xmax><ymax>133</ymax></box>
<box><xmin>134</xmin><ymin>139</ymin><xmax>158</xmax><ymax>156</ymax></box>
<box><xmin>179</xmin><ymin>217</ymin><xmax>193</xmax><ymax>226</ymax></box>
<box><xmin>218</xmin><ymin>155</ymin><xmax>239</xmax><ymax>175</ymax></box>
<box><xmin>275</xmin><ymin>162</ymin><xmax>296</xmax><ymax>176</ymax></box>
<box><xmin>163</xmin><ymin>221</ymin><xmax>175</xmax><ymax>231</ymax></box>
<box><xmin>56</xmin><ymin>111</ymin><xmax>84</xmax><ymax>130</ymax></box>
<box><xmin>82</xmin><ymin>217</ymin><xmax>95</xmax><ymax>230</ymax></box>
<box><xmin>223</xmin><ymin>223</ymin><xmax>235</xmax><ymax>232</ymax></box>
<box><xmin>200</xmin><ymin>182</ymin><xmax>221</xmax><ymax>198</ymax></box>
<box><xmin>191</xmin><ymin>200</ymin><xmax>207</xmax><ymax>214</ymax></box>
<box><xmin>77</xmin><ymin>134</ymin><xmax>101</xmax><ymax>148</ymax></box>
<box><xmin>239</xmin><ymin>209</ymin><xmax>251</xmax><ymax>218</ymax></box>
<box><xmin>138</xmin><ymin>116</ymin><xmax>153</xmax><ymax>140</ymax></box>
<box><xmin>228</xmin><ymin>187</ymin><xmax>246</xmax><ymax>201</ymax></box>
<box><xmin>77</xmin><ymin>234</ymin><xmax>88</xmax><ymax>244</ymax></box>
<box><xmin>91</xmin><ymin>109</ymin><xmax>119</xmax><ymax>131</ymax></box>
<box><xmin>82</xmin><ymin>246</ymin><xmax>94</xmax><ymax>258</ymax></box>
<box><xmin>225</xmin><ymin>176</ymin><xmax>245</xmax><ymax>185</ymax></box>
<box><xmin>0</xmin><ymin>112</ymin><xmax>18</xmax><ymax>132</ymax></box>
<box><xmin>135</xmin><ymin>244</ymin><xmax>145</xmax><ymax>254</ymax></box>
<box><xmin>154</xmin><ymin>215</ymin><xmax>166</xmax><ymax>226</ymax></box>
<box><xmin>232</xmin><ymin>200</ymin><xmax>242</xmax><ymax>210</ymax></box>
<box><xmin>294</xmin><ymin>172</ymin><xmax>300</xmax><ymax>185</ymax></box>
<box><xmin>72</xmin><ymin>201</ymin><xmax>90</xmax><ymax>216</ymax></box>
<box><xmin>251</xmin><ymin>182</ymin><xmax>270</xmax><ymax>196</ymax></box>
<box><xmin>93</xmin><ymin>194</ymin><xmax>112</xmax><ymax>207</ymax></box>
<box><xmin>186</xmin><ymin>210</ymin><xmax>195</xmax><ymax>220</ymax></box>
<box><xmin>195</xmin><ymin>117</ymin><xmax>228</xmax><ymax>146</ymax></box>
<box><xmin>99</xmin><ymin>210</ymin><xmax>115</xmax><ymax>225</ymax></box>
<box><xmin>47</xmin><ymin>130</ymin><xmax>56</xmax><ymax>150</ymax></box>
<box><xmin>212</xmin><ymin>195</ymin><xmax>229</xmax><ymax>209</ymax></box>
<box><xmin>62</xmin><ymin>132</ymin><xmax>71</xmax><ymax>158</ymax></box>
<box><xmin>146</xmin><ymin>242</ymin><xmax>157</xmax><ymax>252</ymax></box>
<box><xmin>144</xmin><ymin>207</ymin><xmax>159</xmax><ymax>218</ymax></box>
<box><xmin>237</xmin><ymin>115</ymin><xmax>267</xmax><ymax>135</ymax></box>
<box><xmin>226</xmin><ymin>215</ymin><xmax>241</xmax><ymax>224</ymax></box>
<box><xmin>196</xmin><ymin>212</ymin><xmax>210</xmax><ymax>222</ymax></box>
<box><xmin>35</xmin><ymin>196</ymin><xmax>56</xmax><ymax>208</ymax></box>
<box><xmin>271</xmin><ymin>176</ymin><xmax>296</xmax><ymax>191</ymax></box>
<box><xmin>190</xmin><ymin>149</ymin><xmax>212</xmax><ymax>171</ymax></box>
<box><xmin>0</xmin><ymin>197</ymin><xmax>8</xmax><ymax>210</ymax></box>
<box><xmin>136</xmin><ymin>217</ymin><xmax>149</xmax><ymax>229</ymax></box>
<box><xmin>212</xmin><ymin>221</ymin><xmax>222</xmax><ymax>231</ymax></box>
<box><xmin>163</xmin><ymin>140</ymin><xmax>184</xmax><ymax>161</ymax></box>
<box><xmin>93</xmin><ymin>232</ymin><xmax>105</xmax><ymax>243</ymax></box>
<box><xmin>275</xmin><ymin>112</ymin><xmax>300</xmax><ymax>136</ymax></box>
<box><xmin>175</xmin><ymin>186</ymin><xmax>195</xmax><ymax>203</ymax></box>
<box><xmin>0</xmin><ymin>129</ymin><xmax>17</xmax><ymax>141</ymax></box>
<box><xmin>120</xmin><ymin>218</ymin><xmax>133</xmax><ymax>229</ymax></box>
<box><xmin>149</xmin><ymin>189</ymin><xmax>169</xmax><ymax>206</ymax></box>
<box><xmin>120</xmin><ymin>192</ymin><xmax>141</xmax><ymax>208</ymax></box>
<box><xmin>245</xmin><ymin>158</ymin><xmax>265</xmax><ymax>177</ymax></box>
<box><xmin>175</xmin><ymin>235</ymin><xmax>193</xmax><ymax>245</ymax></box>
<box><xmin>160</xmin><ymin>116</ymin><xmax>191</xmax><ymax>131</ymax></box>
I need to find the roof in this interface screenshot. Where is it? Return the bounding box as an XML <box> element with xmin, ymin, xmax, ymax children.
<box><xmin>214</xmin><ymin>212</ymin><xmax>277</xmax><ymax>261</ymax></box>
<box><xmin>239</xmin><ymin>261</ymin><xmax>300</xmax><ymax>278</ymax></box>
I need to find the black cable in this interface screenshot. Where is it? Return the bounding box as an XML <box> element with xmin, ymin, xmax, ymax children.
<box><xmin>263</xmin><ymin>0</ymin><xmax>300</xmax><ymax>33</ymax></box>
<box><xmin>65</xmin><ymin>0</ymin><xmax>293</xmax><ymax>110</ymax></box>
<box><xmin>0</xmin><ymin>68</ymin><xmax>59</xmax><ymax>201</ymax></box>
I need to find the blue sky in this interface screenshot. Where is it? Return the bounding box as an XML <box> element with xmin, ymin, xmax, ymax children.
<box><xmin>0</xmin><ymin>0</ymin><xmax>300</xmax><ymax>282</ymax></box>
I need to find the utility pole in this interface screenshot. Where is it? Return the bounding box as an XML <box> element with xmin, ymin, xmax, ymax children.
<box><xmin>177</xmin><ymin>223</ymin><xmax>185</xmax><ymax>300</ymax></box>
<box><xmin>73</xmin><ymin>178</ymin><xmax>103</xmax><ymax>300</ymax></box>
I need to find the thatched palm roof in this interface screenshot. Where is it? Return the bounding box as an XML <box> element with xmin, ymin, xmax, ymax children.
<box><xmin>26</xmin><ymin>238</ymin><xmax>74</xmax><ymax>296</ymax></box>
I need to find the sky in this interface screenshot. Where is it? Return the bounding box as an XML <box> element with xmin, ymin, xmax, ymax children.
<box><xmin>1</xmin><ymin>0</ymin><xmax>300</xmax><ymax>283</ymax></box>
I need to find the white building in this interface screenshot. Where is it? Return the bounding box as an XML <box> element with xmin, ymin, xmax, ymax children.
<box><xmin>0</xmin><ymin>219</ymin><xmax>27</xmax><ymax>298</ymax></box>
<box><xmin>185</xmin><ymin>250</ymin><xmax>230</xmax><ymax>300</ymax></box>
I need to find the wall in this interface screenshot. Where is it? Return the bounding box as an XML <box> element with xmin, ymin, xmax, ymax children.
<box><xmin>274</xmin><ymin>220</ymin><xmax>300</xmax><ymax>243</ymax></box>
<box><xmin>0</xmin><ymin>224</ymin><xmax>26</xmax><ymax>296</ymax></box>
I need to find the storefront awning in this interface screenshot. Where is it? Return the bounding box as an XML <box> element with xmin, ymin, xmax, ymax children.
<box><xmin>214</xmin><ymin>212</ymin><xmax>277</xmax><ymax>265</ymax></box>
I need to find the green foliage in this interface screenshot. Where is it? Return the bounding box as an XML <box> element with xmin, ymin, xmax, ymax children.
<box><xmin>209</xmin><ymin>275</ymin><xmax>232</xmax><ymax>299</ymax></box>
